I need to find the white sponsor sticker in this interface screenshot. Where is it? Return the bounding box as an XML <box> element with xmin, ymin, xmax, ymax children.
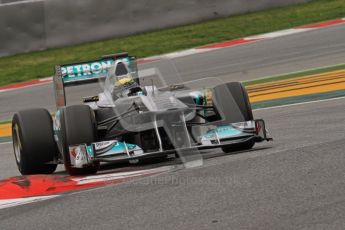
<box><xmin>69</xmin><ymin>145</ymin><xmax>89</xmax><ymax>168</ymax></box>
<box><xmin>93</xmin><ymin>141</ymin><xmax>116</xmax><ymax>151</ymax></box>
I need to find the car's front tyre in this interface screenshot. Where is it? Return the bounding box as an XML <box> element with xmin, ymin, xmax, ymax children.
<box><xmin>217</xmin><ymin>82</ymin><xmax>255</xmax><ymax>153</ymax></box>
<box><xmin>60</xmin><ymin>105</ymin><xmax>99</xmax><ymax>175</ymax></box>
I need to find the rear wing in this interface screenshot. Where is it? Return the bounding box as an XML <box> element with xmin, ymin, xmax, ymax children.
<box><xmin>53</xmin><ymin>53</ymin><xmax>137</xmax><ymax>108</ymax></box>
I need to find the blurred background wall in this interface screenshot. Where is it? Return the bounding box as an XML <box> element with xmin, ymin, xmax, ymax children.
<box><xmin>0</xmin><ymin>0</ymin><xmax>311</xmax><ymax>57</ymax></box>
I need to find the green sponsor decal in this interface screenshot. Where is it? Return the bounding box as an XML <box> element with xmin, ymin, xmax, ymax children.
<box><xmin>61</xmin><ymin>57</ymin><xmax>131</xmax><ymax>82</ymax></box>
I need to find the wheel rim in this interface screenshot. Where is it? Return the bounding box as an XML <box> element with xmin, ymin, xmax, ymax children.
<box><xmin>12</xmin><ymin>124</ymin><xmax>22</xmax><ymax>164</ymax></box>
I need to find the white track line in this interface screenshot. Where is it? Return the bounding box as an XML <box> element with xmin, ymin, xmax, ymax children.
<box><xmin>164</xmin><ymin>48</ymin><xmax>216</xmax><ymax>59</ymax></box>
<box><xmin>0</xmin><ymin>141</ymin><xmax>12</xmax><ymax>145</ymax></box>
<box><xmin>39</xmin><ymin>77</ymin><xmax>53</xmax><ymax>81</ymax></box>
<box><xmin>0</xmin><ymin>0</ymin><xmax>43</xmax><ymax>6</ymax></box>
<box><xmin>74</xmin><ymin>166</ymin><xmax>174</xmax><ymax>185</ymax></box>
<box><xmin>254</xmin><ymin>95</ymin><xmax>345</xmax><ymax>111</ymax></box>
<box><xmin>0</xmin><ymin>195</ymin><xmax>59</xmax><ymax>210</ymax></box>
<box><xmin>246</xmin><ymin>28</ymin><xmax>313</xmax><ymax>40</ymax></box>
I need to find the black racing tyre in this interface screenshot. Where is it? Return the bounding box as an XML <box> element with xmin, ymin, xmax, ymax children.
<box><xmin>12</xmin><ymin>109</ymin><xmax>58</xmax><ymax>175</ymax></box>
<box><xmin>60</xmin><ymin>105</ymin><xmax>99</xmax><ymax>175</ymax></box>
<box><xmin>220</xmin><ymin>82</ymin><xmax>255</xmax><ymax>153</ymax></box>
<box><xmin>225</xmin><ymin>82</ymin><xmax>253</xmax><ymax>121</ymax></box>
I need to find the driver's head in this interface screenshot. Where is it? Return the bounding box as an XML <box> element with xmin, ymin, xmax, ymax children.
<box><xmin>115</xmin><ymin>73</ymin><xmax>135</xmax><ymax>89</ymax></box>
<box><xmin>110</xmin><ymin>60</ymin><xmax>142</xmax><ymax>97</ymax></box>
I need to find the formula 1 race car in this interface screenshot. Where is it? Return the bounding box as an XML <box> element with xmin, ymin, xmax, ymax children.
<box><xmin>12</xmin><ymin>53</ymin><xmax>272</xmax><ymax>175</ymax></box>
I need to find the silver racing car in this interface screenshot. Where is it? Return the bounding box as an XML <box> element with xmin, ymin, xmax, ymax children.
<box><xmin>12</xmin><ymin>53</ymin><xmax>272</xmax><ymax>175</ymax></box>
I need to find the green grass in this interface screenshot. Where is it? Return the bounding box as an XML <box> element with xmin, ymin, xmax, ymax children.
<box><xmin>0</xmin><ymin>120</ymin><xmax>10</xmax><ymax>125</ymax></box>
<box><xmin>0</xmin><ymin>137</ymin><xmax>12</xmax><ymax>143</ymax></box>
<box><xmin>0</xmin><ymin>0</ymin><xmax>344</xmax><ymax>86</ymax></box>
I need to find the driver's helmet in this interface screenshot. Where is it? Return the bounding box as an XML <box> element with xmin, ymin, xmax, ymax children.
<box><xmin>113</xmin><ymin>72</ymin><xmax>143</xmax><ymax>97</ymax></box>
<box><xmin>115</xmin><ymin>73</ymin><xmax>136</xmax><ymax>90</ymax></box>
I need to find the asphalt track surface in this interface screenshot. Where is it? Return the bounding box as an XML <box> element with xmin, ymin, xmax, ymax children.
<box><xmin>0</xmin><ymin>24</ymin><xmax>345</xmax><ymax>229</ymax></box>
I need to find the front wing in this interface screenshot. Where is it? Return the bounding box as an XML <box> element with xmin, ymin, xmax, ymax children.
<box><xmin>68</xmin><ymin>119</ymin><xmax>272</xmax><ymax>168</ymax></box>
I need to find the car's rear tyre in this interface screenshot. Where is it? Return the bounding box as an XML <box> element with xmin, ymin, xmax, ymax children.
<box><xmin>12</xmin><ymin>109</ymin><xmax>58</xmax><ymax>175</ymax></box>
<box><xmin>220</xmin><ymin>82</ymin><xmax>255</xmax><ymax>153</ymax></box>
<box><xmin>60</xmin><ymin>105</ymin><xmax>99</xmax><ymax>175</ymax></box>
